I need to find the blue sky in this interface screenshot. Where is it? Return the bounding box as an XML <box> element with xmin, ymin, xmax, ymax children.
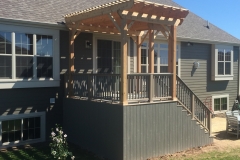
<box><xmin>173</xmin><ymin>0</ymin><xmax>240</xmax><ymax>39</ymax></box>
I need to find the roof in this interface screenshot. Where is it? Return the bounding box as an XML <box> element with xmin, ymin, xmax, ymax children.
<box><xmin>0</xmin><ymin>0</ymin><xmax>239</xmax><ymax>44</ymax></box>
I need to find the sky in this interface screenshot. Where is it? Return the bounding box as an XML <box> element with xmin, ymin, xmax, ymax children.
<box><xmin>173</xmin><ymin>0</ymin><xmax>240</xmax><ymax>39</ymax></box>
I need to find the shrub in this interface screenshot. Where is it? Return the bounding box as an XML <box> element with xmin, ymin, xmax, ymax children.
<box><xmin>49</xmin><ymin>124</ymin><xmax>75</xmax><ymax>160</ymax></box>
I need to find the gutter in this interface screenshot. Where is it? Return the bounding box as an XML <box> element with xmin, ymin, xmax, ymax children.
<box><xmin>0</xmin><ymin>17</ymin><xmax>68</xmax><ymax>31</ymax></box>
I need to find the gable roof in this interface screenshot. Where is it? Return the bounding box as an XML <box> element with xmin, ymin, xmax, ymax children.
<box><xmin>0</xmin><ymin>0</ymin><xmax>239</xmax><ymax>44</ymax></box>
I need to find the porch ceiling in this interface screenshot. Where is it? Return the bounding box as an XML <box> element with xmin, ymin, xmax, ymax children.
<box><xmin>64</xmin><ymin>0</ymin><xmax>189</xmax><ymax>36</ymax></box>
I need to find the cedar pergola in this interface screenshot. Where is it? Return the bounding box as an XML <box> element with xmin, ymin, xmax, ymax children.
<box><xmin>64</xmin><ymin>0</ymin><xmax>189</xmax><ymax>105</ymax></box>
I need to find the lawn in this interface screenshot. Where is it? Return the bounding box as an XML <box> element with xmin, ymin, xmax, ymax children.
<box><xmin>164</xmin><ymin>148</ymin><xmax>240</xmax><ymax>160</ymax></box>
<box><xmin>0</xmin><ymin>143</ymin><xmax>102</xmax><ymax>160</ymax></box>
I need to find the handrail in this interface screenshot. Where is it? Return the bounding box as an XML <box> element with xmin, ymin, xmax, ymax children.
<box><xmin>176</xmin><ymin>76</ymin><xmax>212</xmax><ymax>112</ymax></box>
<box><xmin>176</xmin><ymin>75</ymin><xmax>212</xmax><ymax>133</ymax></box>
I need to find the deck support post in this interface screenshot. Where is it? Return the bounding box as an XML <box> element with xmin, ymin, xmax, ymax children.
<box><xmin>148</xmin><ymin>29</ymin><xmax>154</xmax><ymax>102</ymax></box>
<box><xmin>68</xmin><ymin>30</ymin><xmax>75</xmax><ymax>97</ymax></box>
<box><xmin>168</xmin><ymin>25</ymin><xmax>177</xmax><ymax>100</ymax></box>
<box><xmin>120</xmin><ymin>17</ymin><xmax>128</xmax><ymax>105</ymax></box>
<box><xmin>191</xmin><ymin>94</ymin><xmax>195</xmax><ymax>119</ymax></box>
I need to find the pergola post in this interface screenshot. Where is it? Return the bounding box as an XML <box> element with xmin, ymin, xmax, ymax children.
<box><xmin>168</xmin><ymin>25</ymin><xmax>177</xmax><ymax>100</ymax></box>
<box><xmin>68</xmin><ymin>30</ymin><xmax>75</xmax><ymax>97</ymax></box>
<box><xmin>120</xmin><ymin>17</ymin><xmax>128</xmax><ymax>105</ymax></box>
<box><xmin>148</xmin><ymin>29</ymin><xmax>154</xmax><ymax>102</ymax></box>
<box><xmin>137</xmin><ymin>36</ymin><xmax>141</xmax><ymax>73</ymax></box>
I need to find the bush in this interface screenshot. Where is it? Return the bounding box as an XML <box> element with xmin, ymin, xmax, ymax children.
<box><xmin>49</xmin><ymin>124</ymin><xmax>75</xmax><ymax>160</ymax></box>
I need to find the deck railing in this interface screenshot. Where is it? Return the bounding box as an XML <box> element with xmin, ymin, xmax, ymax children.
<box><xmin>127</xmin><ymin>73</ymin><xmax>172</xmax><ymax>102</ymax></box>
<box><xmin>176</xmin><ymin>76</ymin><xmax>212</xmax><ymax>133</ymax></box>
<box><xmin>65</xmin><ymin>73</ymin><xmax>172</xmax><ymax>103</ymax></box>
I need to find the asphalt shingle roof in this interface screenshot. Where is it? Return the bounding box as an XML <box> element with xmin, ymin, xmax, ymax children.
<box><xmin>0</xmin><ymin>0</ymin><xmax>239</xmax><ymax>44</ymax></box>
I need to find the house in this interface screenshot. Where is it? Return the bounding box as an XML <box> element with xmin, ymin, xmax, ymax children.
<box><xmin>0</xmin><ymin>0</ymin><xmax>239</xmax><ymax>160</ymax></box>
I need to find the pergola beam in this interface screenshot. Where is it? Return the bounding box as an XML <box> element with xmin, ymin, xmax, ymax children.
<box><xmin>118</xmin><ymin>10</ymin><xmax>181</xmax><ymax>26</ymax></box>
<box><xmin>65</xmin><ymin>0</ymin><xmax>134</xmax><ymax>23</ymax></box>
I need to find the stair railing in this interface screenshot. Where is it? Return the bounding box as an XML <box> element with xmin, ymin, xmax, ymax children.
<box><xmin>176</xmin><ymin>75</ymin><xmax>212</xmax><ymax>135</ymax></box>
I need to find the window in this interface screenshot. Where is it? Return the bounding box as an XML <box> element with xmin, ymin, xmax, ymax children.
<box><xmin>211</xmin><ymin>45</ymin><xmax>233</xmax><ymax>81</ymax></box>
<box><xmin>0</xmin><ymin>24</ymin><xmax>59</xmax><ymax>89</ymax></box>
<box><xmin>0</xmin><ymin>32</ymin><xmax>12</xmax><ymax>79</ymax></box>
<box><xmin>0</xmin><ymin>112</ymin><xmax>45</xmax><ymax>147</ymax></box>
<box><xmin>140</xmin><ymin>42</ymin><xmax>180</xmax><ymax>73</ymax></box>
<box><xmin>212</xmin><ymin>95</ymin><xmax>229</xmax><ymax>112</ymax></box>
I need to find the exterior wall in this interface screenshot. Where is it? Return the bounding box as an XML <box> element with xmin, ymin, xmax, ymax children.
<box><xmin>0</xmin><ymin>87</ymin><xmax>63</xmax><ymax>139</ymax></box>
<box><xmin>63</xmin><ymin>99</ymin><xmax>213</xmax><ymax>160</ymax></box>
<box><xmin>123</xmin><ymin>102</ymin><xmax>213</xmax><ymax>160</ymax></box>
<box><xmin>60</xmin><ymin>31</ymin><xmax>93</xmax><ymax>74</ymax></box>
<box><xmin>180</xmin><ymin>42</ymin><xmax>239</xmax><ymax>110</ymax></box>
<box><xmin>63</xmin><ymin>99</ymin><xmax>123</xmax><ymax>160</ymax></box>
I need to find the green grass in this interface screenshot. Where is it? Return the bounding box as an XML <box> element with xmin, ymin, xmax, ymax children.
<box><xmin>167</xmin><ymin>148</ymin><xmax>240</xmax><ymax>160</ymax></box>
<box><xmin>0</xmin><ymin>143</ymin><xmax>102</xmax><ymax>160</ymax></box>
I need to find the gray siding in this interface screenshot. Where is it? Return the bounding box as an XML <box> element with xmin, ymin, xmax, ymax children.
<box><xmin>0</xmin><ymin>87</ymin><xmax>63</xmax><ymax>139</ymax></box>
<box><xmin>63</xmin><ymin>99</ymin><xmax>123</xmax><ymax>160</ymax></box>
<box><xmin>63</xmin><ymin>100</ymin><xmax>213</xmax><ymax>160</ymax></box>
<box><xmin>123</xmin><ymin>102</ymin><xmax>213</xmax><ymax>160</ymax></box>
<box><xmin>181</xmin><ymin>42</ymin><xmax>239</xmax><ymax>110</ymax></box>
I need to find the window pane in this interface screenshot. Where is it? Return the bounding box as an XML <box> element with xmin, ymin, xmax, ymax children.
<box><xmin>141</xmin><ymin>49</ymin><xmax>147</xmax><ymax>64</ymax></box>
<box><xmin>35</xmin><ymin>128</ymin><xmax>41</xmax><ymax>139</ymax></box>
<box><xmin>160</xmin><ymin>66</ymin><xmax>168</xmax><ymax>73</ymax></box>
<box><xmin>141</xmin><ymin>43</ymin><xmax>147</xmax><ymax>47</ymax></box>
<box><xmin>2</xmin><ymin>121</ymin><xmax>8</xmax><ymax>132</ymax></box>
<box><xmin>0</xmin><ymin>56</ymin><xmax>11</xmax><ymax>79</ymax></box>
<box><xmin>225</xmin><ymin>62</ymin><xmax>231</xmax><ymax>75</ymax></box>
<box><xmin>15</xmin><ymin>33</ymin><xmax>33</xmax><ymax>55</ymax></box>
<box><xmin>15</xmin><ymin>131</ymin><xmax>21</xmax><ymax>141</ymax></box>
<box><xmin>37</xmin><ymin>57</ymin><xmax>53</xmax><ymax>78</ymax></box>
<box><xmin>141</xmin><ymin>66</ymin><xmax>147</xmax><ymax>73</ymax></box>
<box><xmin>154</xmin><ymin>50</ymin><xmax>157</xmax><ymax>64</ymax></box>
<box><xmin>16</xmin><ymin>56</ymin><xmax>33</xmax><ymax>78</ymax></box>
<box><xmin>0</xmin><ymin>32</ymin><xmax>11</xmax><ymax>54</ymax></box>
<box><xmin>218</xmin><ymin>62</ymin><xmax>224</xmax><ymax>75</ymax></box>
<box><xmin>225</xmin><ymin>51</ymin><xmax>231</xmax><ymax>61</ymax></box>
<box><xmin>218</xmin><ymin>50</ymin><xmax>224</xmax><ymax>61</ymax></box>
<box><xmin>23</xmin><ymin>130</ymin><xmax>28</xmax><ymax>140</ymax></box>
<box><xmin>37</xmin><ymin>35</ymin><xmax>53</xmax><ymax>56</ymax></box>
<box><xmin>214</xmin><ymin>98</ymin><xmax>220</xmax><ymax>111</ymax></box>
<box><xmin>15</xmin><ymin>119</ymin><xmax>21</xmax><ymax>131</ymax></box>
<box><xmin>23</xmin><ymin>118</ymin><xmax>29</xmax><ymax>130</ymax></box>
<box><xmin>35</xmin><ymin>117</ymin><xmax>40</xmax><ymax>128</ymax></box>
<box><xmin>29</xmin><ymin>118</ymin><xmax>34</xmax><ymax>128</ymax></box>
<box><xmin>2</xmin><ymin>132</ymin><xmax>8</xmax><ymax>143</ymax></box>
<box><xmin>160</xmin><ymin>50</ymin><xmax>168</xmax><ymax>65</ymax></box>
<box><xmin>9</xmin><ymin>120</ymin><xmax>14</xmax><ymax>131</ymax></box>
<box><xmin>160</xmin><ymin>44</ymin><xmax>168</xmax><ymax>48</ymax></box>
<box><xmin>221</xmin><ymin>98</ymin><xmax>227</xmax><ymax>110</ymax></box>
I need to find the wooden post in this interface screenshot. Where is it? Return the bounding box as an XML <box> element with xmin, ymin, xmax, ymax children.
<box><xmin>120</xmin><ymin>18</ymin><xmax>128</xmax><ymax>105</ymax></box>
<box><xmin>148</xmin><ymin>30</ymin><xmax>154</xmax><ymax>102</ymax></box>
<box><xmin>191</xmin><ymin>94</ymin><xmax>195</xmax><ymax>120</ymax></box>
<box><xmin>168</xmin><ymin>25</ymin><xmax>177</xmax><ymax>100</ymax></box>
<box><xmin>68</xmin><ymin>30</ymin><xmax>75</xmax><ymax>97</ymax></box>
<box><xmin>137</xmin><ymin>36</ymin><xmax>141</xmax><ymax>73</ymax></box>
<box><xmin>148</xmin><ymin>30</ymin><xmax>154</xmax><ymax>73</ymax></box>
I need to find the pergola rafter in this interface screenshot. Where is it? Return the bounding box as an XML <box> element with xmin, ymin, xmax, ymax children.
<box><xmin>64</xmin><ymin>0</ymin><xmax>189</xmax><ymax>104</ymax></box>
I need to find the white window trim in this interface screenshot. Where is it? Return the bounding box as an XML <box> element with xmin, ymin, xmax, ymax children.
<box><xmin>0</xmin><ymin>112</ymin><xmax>46</xmax><ymax>148</ymax></box>
<box><xmin>211</xmin><ymin>44</ymin><xmax>233</xmax><ymax>81</ymax></box>
<box><xmin>0</xmin><ymin>23</ymin><xmax>60</xmax><ymax>89</ymax></box>
<box><xmin>212</xmin><ymin>94</ymin><xmax>229</xmax><ymax>113</ymax></box>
